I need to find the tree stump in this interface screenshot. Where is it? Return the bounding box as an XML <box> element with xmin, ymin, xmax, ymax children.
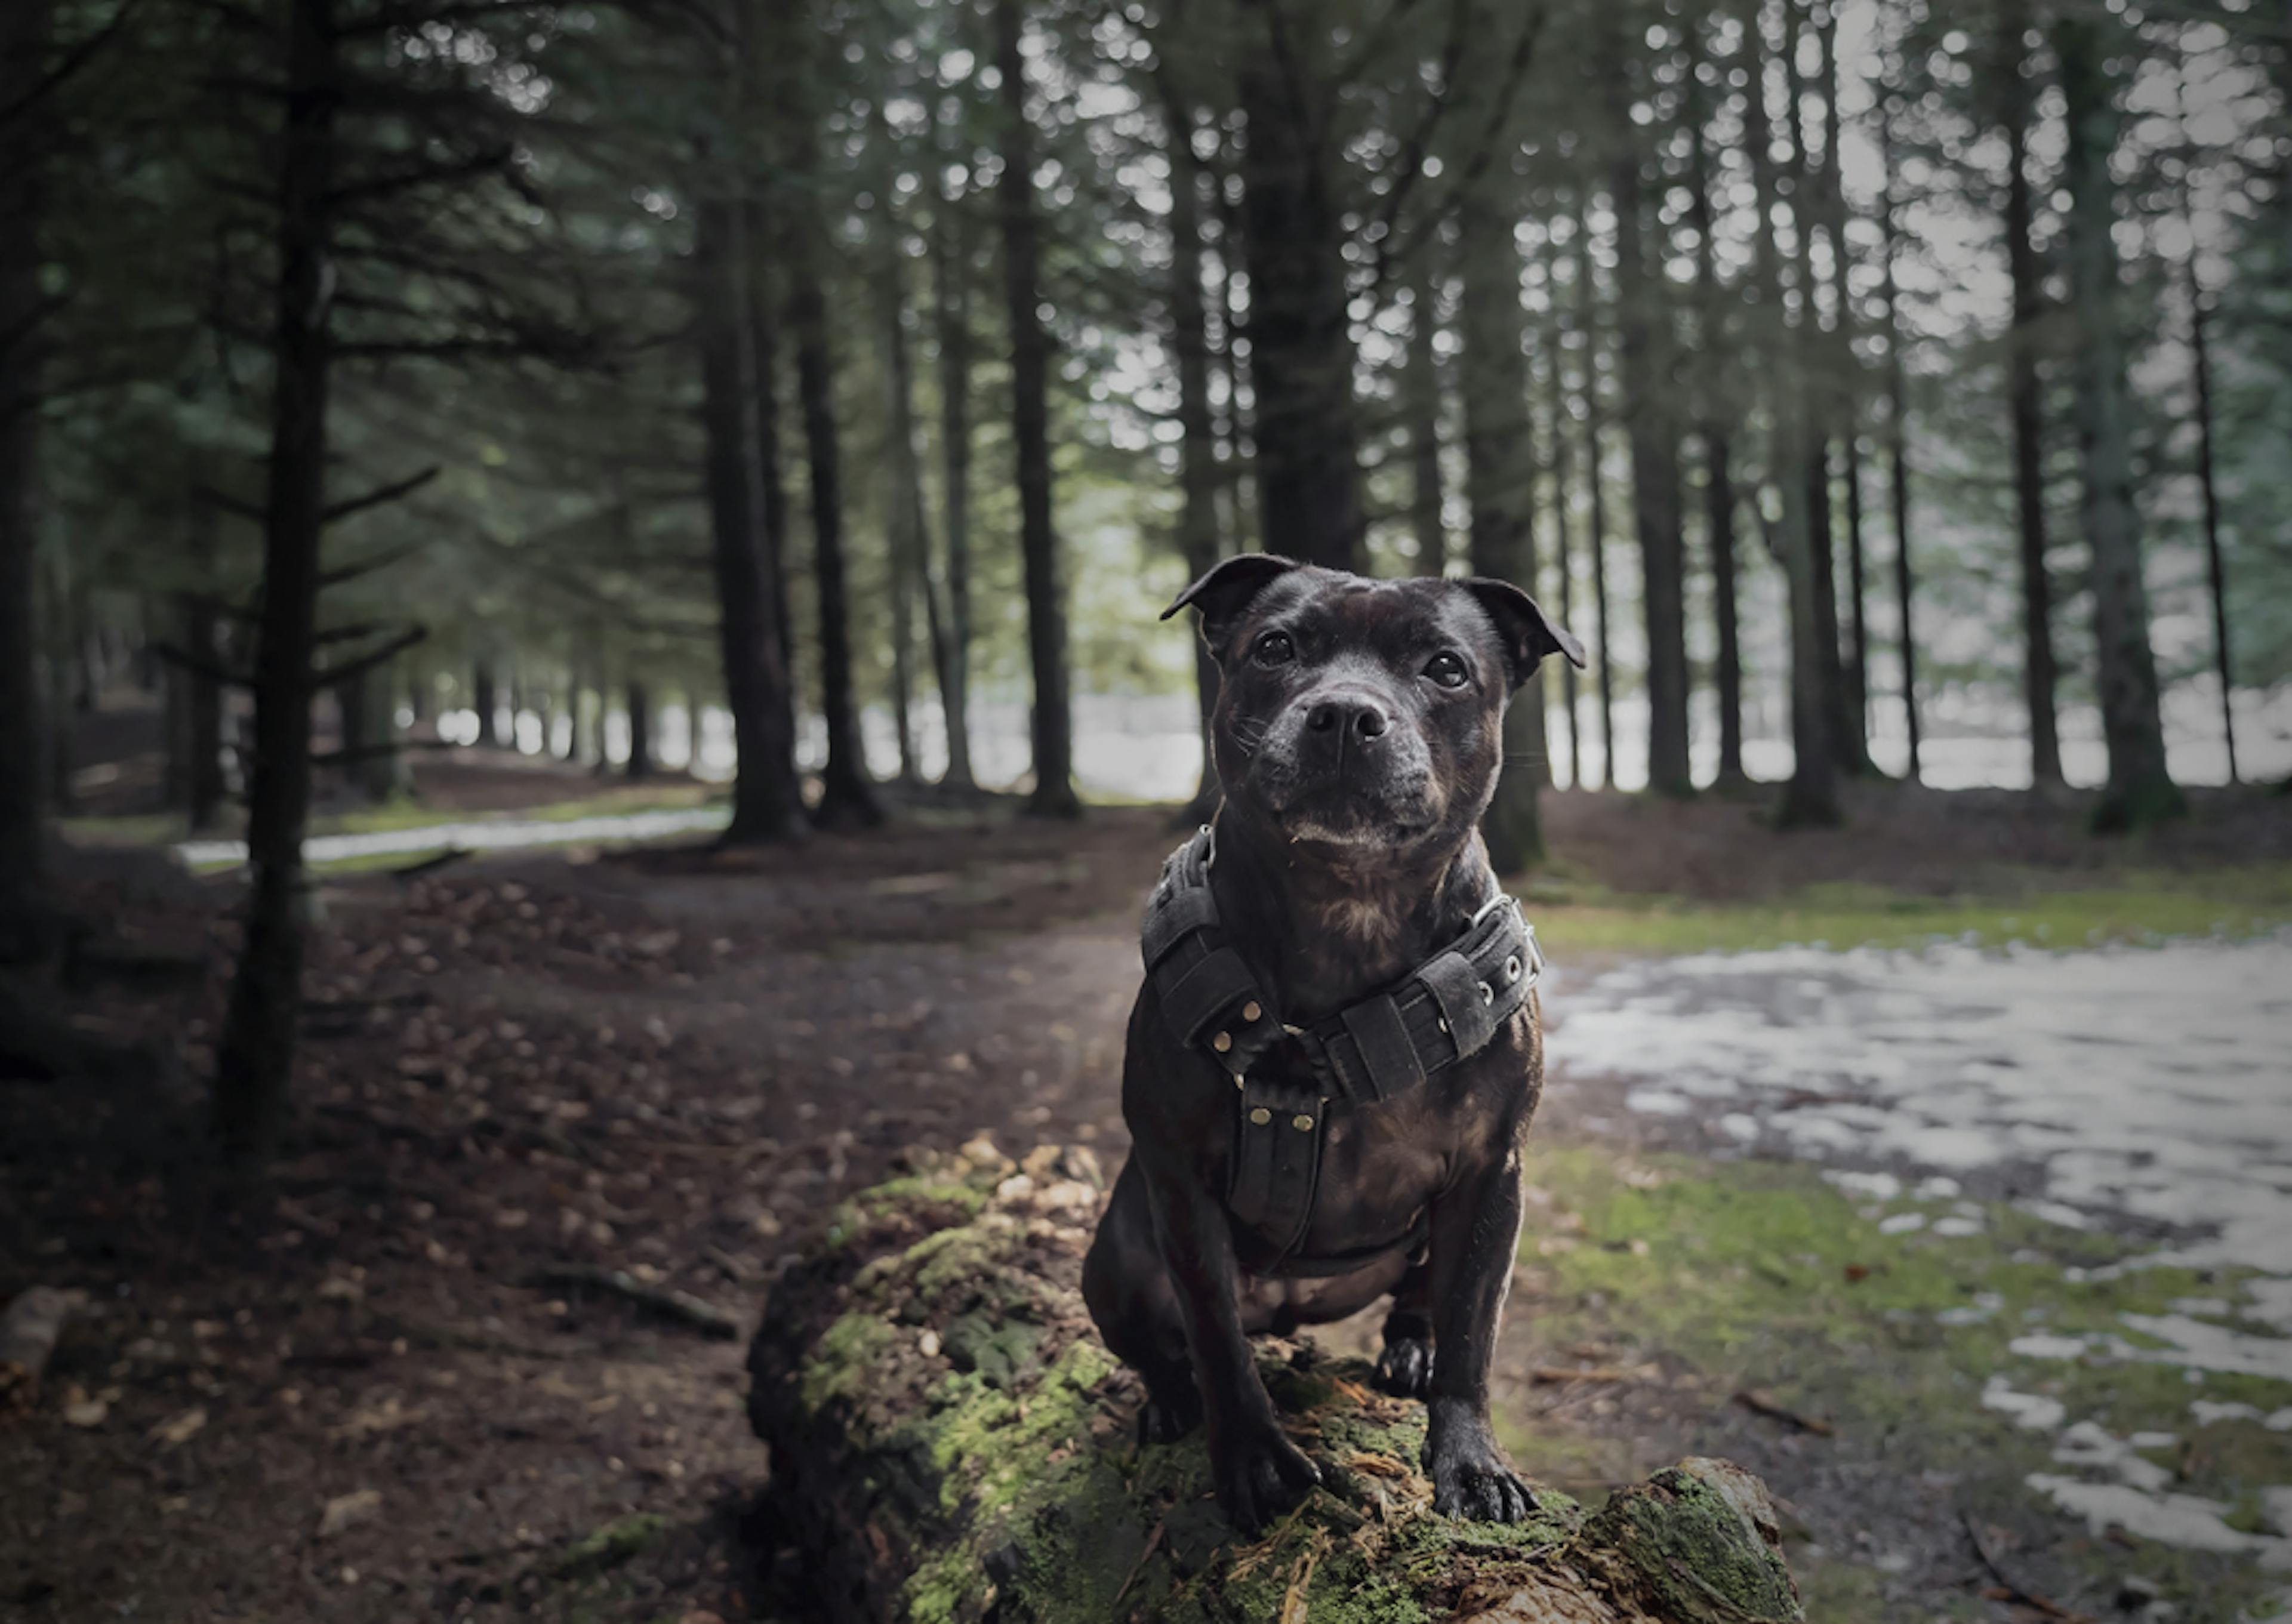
<box><xmin>747</xmin><ymin>1139</ymin><xmax>1804</xmax><ymax>1624</ymax></box>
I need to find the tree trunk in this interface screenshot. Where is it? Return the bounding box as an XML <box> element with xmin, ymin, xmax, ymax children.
<box><xmin>1877</xmin><ymin>85</ymin><xmax>1921</xmax><ymax>783</ymax></box>
<box><xmin>789</xmin><ymin>260</ymin><xmax>879</xmax><ymax>825</ymax></box>
<box><xmin>1236</xmin><ymin>0</ymin><xmax>1363</xmax><ymax>572</ymax></box>
<box><xmin>0</xmin><ymin>0</ymin><xmax>57</xmax><ymax>964</ymax></box>
<box><xmin>473</xmin><ymin>658</ymin><xmax>500</xmax><ymax>748</ymax></box>
<box><xmin>2054</xmin><ymin>14</ymin><xmax>2182</xmax><ymax>831</ymax></box>
<box><xmin>745</xmin><ymin>199</ymin><xmax>797</xmax><ymax>720</ymax></box>
<box><xmin>697</xmin><ymin>192</ymin><xmax>808</xmax><ymax>844</ymax></box>
<box><xmin>1608</xmin><ymin>137</ymin><xmax>1692</xmax><ymax>799</ymax></box>
<box><xmin>626</xmin><ymin>679</ymin><xmax>652</xmax><ymax>780</ymax></box>
<box><xmin>1843</xmin><ymin>434</ymin><xmax>1869</xmax><ymax>739</ymax></box>
<box><xmin>1782</xmin><ymin>0</ymin><xmax>1862</xmax><ymax>783</ymax></box>
<box><xmin>213</xmin><ymin>0</ymin><xmax>339</xmax><ymax>1167</ymax></box>
<box><xmin>1404</xmin><ymin>251</ymin><xmax>1449</xmax><ymax>578</ymax></box>
<box><xmin>1569</xmin><ymin>193</ymin><xmax>1616</xmax><ymax>793</ymax></box>
<box><xmin>1813</xmin><ymin>2</ymin><xmax>1872</xmax><ymax>772</ymax></box>
<box><xmin>745</xmin><ymin>1145</ymin><xmax>1807</xmax><ymax>1624</ymax></box>
<box><xmin>2186</xmin><ymin>234</ymin><xmax>2238</xmax><ymax>785</ymax></box>
<box><xmin>1458</xmin><ymin>177</ymin><xmax>1549</xmax><ymax>870</ymax></box>
<box><xmin>1999</xmin><ymin>14</ymin><xmax>2063</xmax><ymax>788</ymax></box>
<box><xmin>1213</xmin><ymin>149</ymin><xmax>1256</xmax><ymax>557</ymax></box>
<box><xmin>1745</xmin><ymin>0</ymin><xmax>1838</xmax><ymax>828</ymax></box>
<box><xmin>874</xmin><ymin>147</ymin><xmax>932</xmax><ymax>790</ymax></box>
<box><xmin>931</xmin><ymin>140</ymin><xmax>976</xmax><ymax>790</ymax></box>
<box><xmin>1542</xmin><ymin>309</ymin><xmax>1581</xmax><ymax>792</ymax></box>
<box><xmin>1684</xmin><ymin>16</ymin><xmax>1743</xmax><ymax>785</ymax></box>
<box><xmin>772</xmin><ymin>14</ymin><xmax>879</xmax><ymax>830</ymax></box>
<box><xmin>1161</xmin><ymin>72</ymin><xmax>1224</xmax><ymax>822</ymax></box>
<box><xmin>994</xmin><ymin>0</ymin><xmax>1079</xmax><ymax>819</ymax></box>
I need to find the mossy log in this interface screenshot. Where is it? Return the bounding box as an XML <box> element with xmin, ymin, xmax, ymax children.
<box><xmin>747</xmin><ymin>1139</ymin><xmax>1804</xmax><ymax>1624</ymax></box>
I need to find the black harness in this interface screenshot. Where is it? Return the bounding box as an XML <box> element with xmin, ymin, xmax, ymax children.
<box><xmin>1141</xmin><ymin>824</ymin><xmax>1542</xmax><ymax>1275</ymax></box>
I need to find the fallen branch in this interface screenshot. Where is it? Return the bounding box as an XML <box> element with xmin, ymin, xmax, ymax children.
<box><xmin>0</xmin><ymin>1288</ymin><xmax>73</xmax><ymax>1416</ymax></box>
<box><xmin>1532</xmin><ymin>1365</ymin><xmax>1638</xmax><ymax>1385</ymax></box>
<box><xmin>1961</xmin><ymin>1509</ymin><xmax>2096</xmax><ymax>1624</ymax></box>
<box><xmin>392</xmin><ymin>848</ymin><xmax>470</xmax><ymax>879</ymax></box>
<box><xmin>1733</xmin><ymin>1389</ymin><xmax>1835</xmax><ymax>1437</ymax></box>
<box><xmin>525</xmin><ymin>1266</ymin><xmax>741</xmax><ymax>1341</ymax></box>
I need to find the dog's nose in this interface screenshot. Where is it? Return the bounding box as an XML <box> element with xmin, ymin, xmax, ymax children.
<box><xmin>1306</xmin><ymin>699</ymin><xmax>1389</xmax><ymax>741</ymax></box>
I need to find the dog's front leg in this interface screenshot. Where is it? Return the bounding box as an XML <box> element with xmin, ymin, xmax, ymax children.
<box><xmin>1421</xmin><ymin>1142</ymin><xmax>1536</xmax><ymax>1521</ymax></box>
<box><xmin>1143</xmin><ymin>1157</ymin><xmax>1323</xmax><ymax>1533</ymax></box>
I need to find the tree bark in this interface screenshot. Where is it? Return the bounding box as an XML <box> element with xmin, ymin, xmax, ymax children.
<box><xmin>1877</xmin><ymin>83</ymin><xmax>1921</xmax><ymax>783</ymax></box>
<box><xmin>774</xmin><ymin>6</ymin><xmax>880</xmax><ymax>831</ymax></box>
<box><xmin>745</xmin><ymin>1145</ymin><xmax>1807</xmax><ymax>1624</ymax></box>
<box><xmin>2054</xmin><ymin>14</ymin><xmax>2182</xmax><ymax>831</ymax></box>
<box><xmin>872</xmin><ymin>121</ymin><xmax>936</xmax><ymax>791</ymax></box>
<box><xmin>1458</xmin><ymin>174</ymin><xmax>1549</xmax><ymax>869</ymax></box>
<box><xmin>625</xmin><ymin>677</ymin><xmax>651</xmax><ymax>781</ymax></box>
<box><xmin>1781</xmin><ymin>0</ymin><xmax>1862</xmax><ymax>783</ymax></box>
<box><xmin>0</xmin><ymin>0</ymin><xmax>57</xmax><ymax>964</ymax></box>
<box><xmin>1404</xmin><ymin>251</ymin><xmax>1449</xmax><ymax>578</ymax></box>
<box><xmin>213</xmin><ymin>0</ymin><xmax>340</xmax><ymax>1166</ymax></box>
<box><xmin>2185</xmin><ymin>230</ymin><xmax>2238</xmax><ymax>785</ymax></box>
<box><xmin>472</xmin><ymin>657</ymin><xmax>501</xmax><ymax>747</ymax></box>
<box><xmin>1744</xmin><ymin>0</ymin><xmax>1839</xmax><ymax>828</ymax></box>
<box><xmin>1608</xmin><ymin>129</ymin><xmax>1693</xmax><ymax>799</ymax></box>
<box><xmin>1161</xmin><ymin>71</ymin><xmax>1225</xmax><ymax>822</ymax></box>
<box><xmin>697</xmin><ymin>190</ymin><xmax>808</xmax><ymax>844</ymax></box>
<box><xmin>1542</xmin><ymin>304</ymin><xmax>1581</xmax><ymax>791</ymax></box>
<box><xmin>1684</xmin><ymin>15</ymin><xmax>1743</xmax><ymax>785</ymax></box>
<box><xmin>1814</xmin><ymin>4</ymin><xmax>1871</xmax><ymax>764</ymax></box>
<box><xmin>993</xmin><ymin>0</ymin><xmax>1079</xmax><ymax>818</ymax></box>
<box><xmin>931</xmin><ymin>138</ymin><xmax>976</xmax><ymax>790</ymax></box>
<box><xmin>1998</xmin><ymin>10</ymin><xmax>2063</xmax><ymax>788</ymax></box>
<box><xmin>1569</xmin><ymin>193</ymin><xmax>1616</xmax><ymax>792</ymax></box>
<box><xmin>1235</xmin><ymin>0</ymin><xmax>1364</xmax><ymax>572</ymax></box>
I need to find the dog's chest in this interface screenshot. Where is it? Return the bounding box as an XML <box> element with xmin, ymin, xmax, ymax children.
<box><xmin>1224</xmin><ymin>1046</ymin><xmax>1504</xmax><ymax>1274</ymax></box>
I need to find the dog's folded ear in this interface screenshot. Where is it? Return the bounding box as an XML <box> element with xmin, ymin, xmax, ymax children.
<box><xmin>1461</xmin><ymin>578</ymin><xmax>1588</xmax><ymax>689</ymax></box>
<box><xmin>1163</xmin><ymin>554</ymin><xmax>1306</xmax><ymax>648</ymax></box>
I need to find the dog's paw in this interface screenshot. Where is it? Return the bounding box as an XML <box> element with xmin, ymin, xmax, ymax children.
<box><xmin>1375</xmin><ymin>1336</ymin><xmax>1434</xmax><ymax>1399</ymax></box>
<box><xmin>1138</xmin><ymin>1384</ymin><xmax>1203</xmax><ymax>1446</ymax></box>
<box><xmin>1425</xmin><ymin>1415</ymin><xmax>1536</xmax><ymax>1523</ymax></box>
<box><xmin>1214</xmin><ymin>1423</ymin><xmax>1323</xmax><ymax>1534</ymax></box>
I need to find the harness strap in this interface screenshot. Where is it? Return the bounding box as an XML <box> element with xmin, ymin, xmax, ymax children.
<box><xmin>1140</xmin><ymin>825</ymin><xmax>1543</xmax><ymax>1276</ymax></box>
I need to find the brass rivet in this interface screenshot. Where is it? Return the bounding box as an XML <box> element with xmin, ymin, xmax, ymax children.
<box><xmin>1242</xmin><ymin>1000</ymin><xmax>1263</xmax><ymax>1022</ymax></box>
<box><xmin>1292</xmin><ymin>1114</ymin><xmax>1315</xmax><ymax>1132</ymax></box>
<box><xmin>1212</xmin><ymin>1031</ymin><xmax>1233</xmax><ymax>1053</ymax></box>
<box><xmin>1234</xmin><ymin>1074</ymin><xmax>1246</xmax><ymax>1090</ymax></box>
<box><xmin>1249</xmin><ymin>1107</ymin><xmax>1272</xmax><ymax>1126</ymax></box>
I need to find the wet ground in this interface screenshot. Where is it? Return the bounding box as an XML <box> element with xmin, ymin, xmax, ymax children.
<box><xmin>1523</xmin><ymin>937</ymin><xmax>2292</xmax><ymax>1621</ymax></box>
<box><xmin>7</xmin><ymin>784</ymin><xmax>2292</xmax><ymax>1621</ymax></box>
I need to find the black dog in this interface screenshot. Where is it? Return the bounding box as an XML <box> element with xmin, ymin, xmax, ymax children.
<box><xmin>1083</xmin><ymin>554</ymin><xmax>1584</xmax><ymax>1534</ymax></box>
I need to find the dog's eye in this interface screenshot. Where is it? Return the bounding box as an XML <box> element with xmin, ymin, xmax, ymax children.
<box><xmin>1253</xmin><ymin>631</ymin><xmax>1295</xmax><ymax>667</ymax></box>
<box><xmin>1424</xmin><ymin>651</ymin><xmax>1470</xmax><ymax>689</ymax></box>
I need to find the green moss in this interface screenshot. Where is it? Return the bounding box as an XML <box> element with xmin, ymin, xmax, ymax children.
<box><xmin>800</xmin><ymin>1311</ymin><xmax>899</xmax><ymax>1412</ymax></box>
<box><xmin>1592</xmin><ymin>1463</ymin><xmax>1800</xmax><ymax>1623</ymax></box>
<box><xmin>551</xmin><ymin>1512</ymin><xmax>668</xmax><ymax>1578</ymax></box>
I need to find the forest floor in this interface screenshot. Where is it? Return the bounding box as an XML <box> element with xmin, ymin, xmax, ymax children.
<box><xmin>5</xmin><ymin>746</ymin><xmax>2292</xmax><ymax>1623</ymax></box>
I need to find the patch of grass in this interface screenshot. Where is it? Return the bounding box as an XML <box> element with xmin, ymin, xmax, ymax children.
<box><xmin>1524</xmin><ymin>867</ymin><xmax>2292</xmax><ymax>958</ymax></box>
<box><xmin>1505</xmin><ymin>1144</ymin><xmax>2292</xmax><ymax>1623</ymax></box>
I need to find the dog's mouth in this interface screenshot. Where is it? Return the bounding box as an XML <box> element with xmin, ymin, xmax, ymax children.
<box><xmin>1268</xmin><ymin>784</ymin><xmax>1436</xmax><ymax>848</ymax></box>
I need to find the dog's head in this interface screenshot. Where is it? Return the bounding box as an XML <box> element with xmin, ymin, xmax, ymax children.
<box><xmin>1167</xmin><ymin>556</ymin><xmax>1584</xmax><ymax>861</ymax></box>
